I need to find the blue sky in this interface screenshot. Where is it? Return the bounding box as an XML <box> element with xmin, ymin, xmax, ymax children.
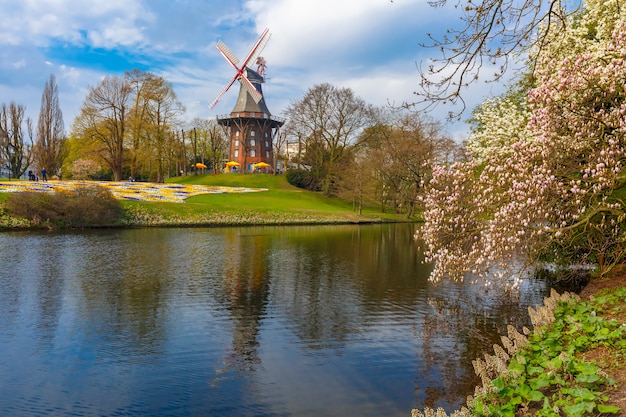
<box><xmin>0</xmin><ymin>0</ymin><xmax>507</xmax><ymax>141</ymax></box>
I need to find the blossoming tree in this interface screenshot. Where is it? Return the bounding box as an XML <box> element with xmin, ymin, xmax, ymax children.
<box><xmin>423</xmin><ymin>0</ymin><xmax>626</xmax><ymax>282</ymax></box>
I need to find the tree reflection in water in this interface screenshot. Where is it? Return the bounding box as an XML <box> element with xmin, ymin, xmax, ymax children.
<box><xmin>0</xmin><ymin>225</ymin><xmax>554</xmax><ymax>417</ymax></box>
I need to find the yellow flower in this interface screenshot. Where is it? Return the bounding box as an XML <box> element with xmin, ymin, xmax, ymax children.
<box><xmin>0</xmin><ymin>180</ymin><xmax>266</xmax><ymax>203</ymax></box>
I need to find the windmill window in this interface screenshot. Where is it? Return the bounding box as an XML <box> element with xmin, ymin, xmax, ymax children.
<box><xmin>265</xmin><ymin>151</ymin><xmax>270</xmax><ymax>158</ymax></box>
<box><xmin>234</xmin><ymin>150</ymin><xmax>239</xmax><ymax>158</ymax></box>
<box><xmin>265</xmin><ymin>132</ymin><xmax>268</xmax><ymax>137</ymax></box>
<box><xmin>251</xmin><ymin>112</ymin><xmax>255</xmax><ymax>117</ymax></box>
<box><xmin>250</xmin><ymin>131</ymin><xmax>255</xmax><ymax>137</ymax></box>
<box><xmin>250</xmin><ymin>139</ymin><xmax>256</xmax><ymax>146</ymax></box>
<box><xmin>235</xmin><ymin>131</ymin><xmax>240</xmax><ymax>137</ymax></box>
<box><xmin>250</xmin><ymin>150</ymin><xmax>256</xmax><ymax>157</ymax></box>
<box><xmin>265</xmin><ymin>141</ymin><xmax>269</xmax><ymax>148</ymax></box>
<box><xmin>235</xmin><ymin>140</ymin><xmax>239</xmax><ymax>146</ymax></box>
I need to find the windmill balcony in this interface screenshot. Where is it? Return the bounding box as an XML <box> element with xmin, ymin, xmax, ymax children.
<box><xmin>216</xmin><ymin>112</ymin><xmax>286</xmax><ymax>124</ymax></box>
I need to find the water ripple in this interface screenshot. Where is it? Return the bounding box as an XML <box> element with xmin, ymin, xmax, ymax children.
<box><xmin>0</xmin><ymin>225</ymin><xmax>552</xmax><ymax>416</ymax></box>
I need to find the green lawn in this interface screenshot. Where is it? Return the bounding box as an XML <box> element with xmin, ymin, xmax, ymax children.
<box><xmin>0</xmin><ymin>174</ymin><xmax>411</xmax><ymax>227</ymax></box>
<box><xmin>176</xmin><ymin>174</ymin><xmax>352</xmax><ymax>210</ymax></box>
<box><xmin>154</xmin><ymin>173</ymin><xmax>401</xmax><ymax>224</ymax></box>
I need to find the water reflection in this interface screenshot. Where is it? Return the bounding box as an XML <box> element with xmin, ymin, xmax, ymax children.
<box><xmin>0</xmin><ymin>224</ymin><xmax>553</xmax><ymax>417</ymax></box>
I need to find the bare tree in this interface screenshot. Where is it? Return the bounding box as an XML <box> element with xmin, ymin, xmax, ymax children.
<box><xmin>0</xmin><ymin>102</ymin><xmax>33</xmax><ymax>180</ymax></box>
<box><xmin>33</xmin><ymin>74</ymin><xmax>66</xmax><ymax>179</ymax></box>
<box><xmin>284</xmin><ymin>83</ymin><xmax>376</xmax><ymax>195</ymax></box>
<box><xmin>69</xmin><ymin>70</ymin><xmax>187</xmax><ymax>181</ymax></box>
<box><xmin>357</xmin><ymin>112</ymin><xmax>451</xmax><ymax>216</ymax></box>
<box><xmin>417</xmin><ymin>0</ymin><xmax>574</xmax><ymax>118</ymax></box>
<box><xmin>188</xmin><ymin>118</ymin><xmax>229</xmax><ymax>174</ymax></box>
<box><xmin>0</xmin><ymin>107</ymin><xmax>7</xmax><ymax>177</ymax></box>
<box><xmin>272</xmin><ymin>129</ymin><xmax>288</xmax><ymax>174</ymax></box>
<box><xmin>140</xmin><ymin>75</ymin><xmax>183</xmax><ymax>182</ymax></box>
<box><xmin>335</xmin><ymin>144</ymin><xmax>378</xmax><ymax>216</ymax></box>
<box><xmin>392</xmin><ymin>115</ymin><xmax>441</xmax><ymax>217</ymax></box>
<box><xmin>434</xmin><ymin>136</ymin><xmax>464</xmax><ymax>166</ymax></box>
<box><xmin>206</xmin><ymin>121</ymin><xmax>228</xmax><ymax>173</ymax></box>
<box><xmin>72</xmin><ymin>75</ymin><xmax>131</xmax><ymax>181</ymax></box>
<box><xmin>126</xmin><ymin>69</ymin><xmax>151</xmax><ymax>180</ymax></box>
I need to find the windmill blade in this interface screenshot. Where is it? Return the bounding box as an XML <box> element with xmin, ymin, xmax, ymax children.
<box><xmin>240</xmin><ymin>28</ymin><xmax>270</xmax><ymax>69</ymax></box>
<box><xmin>240</xmin><ymin>75</ymin><xmax>263</xmax><ymax>103</ymax></box>
<box><xmin>210</xmin><ymin>75</ymin><xmax>239</xmax><ymax>109</ymax></box>
<box><xmin>248</xmin><ymin>32</ymin><xmax>271</xmax><ymax>70</ymax></box>
<box><xmin>210</xmin><ymin>28</ymin><xmax>270</xmax><ymax>109</ymax></box>
<box><xmin>216</xmin><ymin>40</ymin><xmax>240</xmax><ymax>68</ymax></box>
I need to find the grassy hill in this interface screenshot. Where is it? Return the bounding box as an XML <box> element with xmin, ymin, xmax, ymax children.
<box><xmin>133</xmin><ymin>173</ymin><xmax>407</xmax><ymax>226</ymax></box>
<box><xmin>0</xmin><ymin>174</ymin><xmax>410</xmax><ymax>228</ymax></box>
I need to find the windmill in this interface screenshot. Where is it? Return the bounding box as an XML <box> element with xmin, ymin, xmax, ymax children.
<box><xmin>211</xmin><ymin>28</ymin><xmax>284</xmax><ymax>173</ymax></box>
<box><xmin>210</xmin><ymin>28</ymin><xmax>271</xmax><ymax>110</ymax></box>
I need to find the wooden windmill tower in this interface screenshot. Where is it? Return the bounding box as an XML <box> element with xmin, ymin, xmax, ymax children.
<box><xmin>211</xmin><ymin>28</ymin><xmax>284</xmax><ymax>173</ymax></box>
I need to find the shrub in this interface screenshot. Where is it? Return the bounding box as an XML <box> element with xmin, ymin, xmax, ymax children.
<box><xmin>4</xmin><ymin>186</ymin><xmax>123</xmax><ymax>228</ymax></box>
<box><xmin>286</xmin><ymin>168</ymin><xmax>320</xmax><ymax>191</ymax></box>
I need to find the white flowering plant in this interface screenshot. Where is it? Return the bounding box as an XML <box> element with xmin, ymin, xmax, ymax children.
<box><xmin>422</xmin><ymin>1</ymin><xmax>626</xmax><ymax>283</ymax></box>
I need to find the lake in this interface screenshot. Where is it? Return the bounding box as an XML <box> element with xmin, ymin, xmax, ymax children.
<box><xmin>0</xmin><ymin>224</ymin><xmax>553</xmax><ymax>416</ymax></box>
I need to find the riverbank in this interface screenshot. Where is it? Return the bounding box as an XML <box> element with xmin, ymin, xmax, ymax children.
<box><xmin>575</xmin><ymin>276</ymin><xmax>626</xmax><ymax>416</ymax></box>
<box><xmin>0</xmin><ymin>175</ymin><xmax>413</xmax><ymax>230</ymax></box>
<box><xmin>413</xmin><ymin>274</ymin><xmax>626</xmax><ymax>417</ymax></box>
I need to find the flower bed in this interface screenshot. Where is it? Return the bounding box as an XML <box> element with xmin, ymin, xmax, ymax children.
<box><xmin>0</xmin><ymin>180</ymin><xmax>266</xmax><ymax>203</ymax></box>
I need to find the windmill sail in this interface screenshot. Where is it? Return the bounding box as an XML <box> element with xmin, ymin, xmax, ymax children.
<box><xmin>247</xmin><ymin>32</ymin><xmax>271</xmax><ymax>71</ymax></box>
<box><xmin>240</xmin><ymin>73</ymin><xmax>263</xmax><ymax>103</ymax></box>
<box><xmin>210</xmin><ymin>28</ymin><xmax>271</xmax><ymax>110</ymax></box>
<box><xmin>216</xmin><ymin>40</ymin><xmax>240</xmax><ymax>66</ymax></box>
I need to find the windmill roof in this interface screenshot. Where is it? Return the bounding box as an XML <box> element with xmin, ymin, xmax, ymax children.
<box><xmin>230</xmin><ymin>68</ymin><xmax>272</xmax><ymax>115</ymax></box>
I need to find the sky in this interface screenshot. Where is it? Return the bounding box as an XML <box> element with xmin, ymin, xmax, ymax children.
<box><xmin>0</xmin><ymin>0</ymin><xmax>508</xmax><ymax>141</ymax></box>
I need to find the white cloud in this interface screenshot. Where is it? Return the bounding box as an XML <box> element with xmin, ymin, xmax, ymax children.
<box><xmin>0</xmin><ymin>0</ymin><xmax>509</xmax><ymax>142</ymax></box>
<box><xmin>1</xmin><ymin>0</ymin><xmax>152</xmax><ymax>48</ymax></box>
<box><xmin>246</xmin><ymin>0</ymin><xmax>437</xmax><ymax>68</ymax></box>
<box><xmin>11</xmin><ymin>60</ymin><xmax>27</xmax><ymax>69</ymax></box>
<box><xmin>88</xmin><ymin>21</ymin><xmax>145</xmax><ymax>49</ymax></box>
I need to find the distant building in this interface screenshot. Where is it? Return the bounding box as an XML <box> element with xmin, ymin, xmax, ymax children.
<box><xmin>285</xmin><ymin>141</ymin><xmax>304</xmax><ymax>161</ymax></box>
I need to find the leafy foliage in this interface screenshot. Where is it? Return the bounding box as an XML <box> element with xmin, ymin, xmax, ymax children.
<box><xmin>469</xmin><ymin>288</ymin><xmax>626</xmax><ymax>417</ymax></box>
<box><xmin>415</xmin><ymin>288</ymin><xmax>626</xmax><ymax>417</ymax></box>
<box><xmin>286</xmin><ymin>168</ymin><xmax>320</xmax><ymax>191</ymax></box>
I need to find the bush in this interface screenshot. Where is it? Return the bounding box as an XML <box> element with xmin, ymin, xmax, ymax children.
<box><xmin>4</xmin><ymin>186</ymin><xmax>123</xmax><ymax>228</ymax></box>
<box><xmin>286</xmin><ymin>168</ymin><xmax>320</xmax><ymax>191</ymax></box>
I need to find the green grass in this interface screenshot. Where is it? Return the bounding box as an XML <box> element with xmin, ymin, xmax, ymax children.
<box><xmin>0</xmin><ymin>174</ymin><xmax>413</xmax><ymax>228</ymax></box>
<box><xmin>146</xmin><ymin>173</ymin><xmax>404</xmax><ymax>224</ymax></box>
<box><xmin>137</xmin><ymin>173</ymin><xmax>410</xmax><ymax>226</ymax></box>
<box><xmin>172</xmin><ymin>172</ymin><xmax>290</xmax><ymax>189</ymax></box>
<box><xmin>175</xmin><ymin>174</ymin><xmax>355</xmax><ymax>211</ymax></box>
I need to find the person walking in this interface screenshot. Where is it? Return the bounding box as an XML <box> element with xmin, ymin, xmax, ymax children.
<box><xmin>41</xmin><ymin>168</ymin><xmax>47</xmax><ymax>181</ymax></box>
